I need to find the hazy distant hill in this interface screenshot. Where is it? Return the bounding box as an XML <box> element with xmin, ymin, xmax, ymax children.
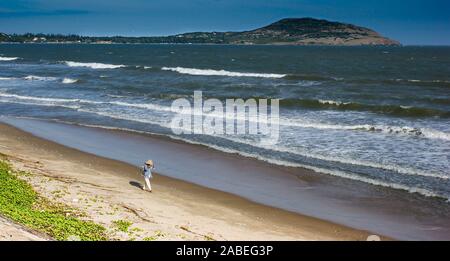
<box><xmin>0</xmin><ymin>18</ymin><xmax>400</xmax><ymax>46</ymax></box>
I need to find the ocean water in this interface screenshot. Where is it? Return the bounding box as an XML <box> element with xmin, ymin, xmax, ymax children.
<box><xmin>0</xmin><ymin>44</ymin><xmax>449</xmax><ymax>200</ymax></box>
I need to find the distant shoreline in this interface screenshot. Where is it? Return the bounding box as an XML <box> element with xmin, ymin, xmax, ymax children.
<box><xmin>0</xmin><ymin>41</ymin><xmax>407</xmax><ymax>47</ymax></box>
<box><xmin>0</xmin><ymin>18</ymin><xmax>401</xmax><ymax>46</ymax></box>
<box><xmin>3</xmin><ymin>42</ymin><xmax>447</xmax><ymax>47</ymax></box>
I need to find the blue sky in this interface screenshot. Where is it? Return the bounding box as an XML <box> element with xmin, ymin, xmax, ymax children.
<box><xmin>0</xmin><ymin>0</ymin><xmax>449</xmax><ymax>45</ymax></box>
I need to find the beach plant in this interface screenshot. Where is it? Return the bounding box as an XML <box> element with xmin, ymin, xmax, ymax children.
<box><xmin>0</xmin><ymin>160</ymin><xmax>107</xmax><ymax>241</ymax></box>
<box><xmin>142</xmin><ymin>230</ymin><xmax>167</xmax><ymax>241</ymax></box>
<box><xmin>143</xmin><ymin>236</ymin><xmax>156</xmax><ymax>241</ymax></box>
<box><xmin>131</xmin><ymin>227</ymin><xmax>143</xmax><ymax>233</ymax></box>
<box><xmin>154</xmin><ymin>230</ymin><xmax>166</xmax><ymax>238</ymax></box>
<box><xmin>112</xmin><ymin>219</ymin><xmax>133</xmax><ymax>232</ymax></box>
<box><xmin>204</xmin><ymin>234</ymin><xmax>215</xmax><ymax>241</ymax></box>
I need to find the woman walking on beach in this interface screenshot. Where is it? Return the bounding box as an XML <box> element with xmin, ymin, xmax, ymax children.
<box><xmin>142</xmin><ymin>160</ymin><xmax>154</xmax><ymax>192</ymax></box>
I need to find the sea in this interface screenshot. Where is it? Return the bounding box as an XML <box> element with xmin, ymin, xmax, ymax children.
<box><xmin>0</xmin><ymin>44</ymin><xmax>449</xmax><ymax>201</ymax></box>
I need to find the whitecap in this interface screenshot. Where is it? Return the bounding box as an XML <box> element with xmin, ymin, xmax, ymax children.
<box><xmin>0</xmin><ymin>57</ymin><xmax>19</xmax><ymax>61</ymax></box>
<box><xmin>318</xmin><ymin>99</ymin><xmax>350</xmax><ymax>106</ymax></box>
<box><xmin>0</xmin><ymin>100</ymin><xmax>80</xmax><ymax>110</ymax></box>
<box><xmin>0</xmin><ymin>92</ymin><xmax>78</xmax><ymax>102</ymax></box>
<box><xmin>161</xmin><ymin>66</ymin><xmax>286</xmax><ymax>78</ymax></box>
<box><xmin>283</xmin><ymin>120</ymin><xmax>450</xmax><ymax>141</ymax></box>
<box><xmin>0</xmin><ymin>77</ymin><xmax>16</xmax><ymax>80</ymax></box>
<box><xmin>62</xmin><ymin>78</ymin><xmax>79</xmax><ymax>84</ymax></box>
<box><xmin>23</xmin><ymin>75</ymin><xmax>57</xmax><ymax>81</ymax></box>
<box><xmin>64</xmin><ymin>61</ymin><xmax>126</xmax><ymax>69</ymax></box>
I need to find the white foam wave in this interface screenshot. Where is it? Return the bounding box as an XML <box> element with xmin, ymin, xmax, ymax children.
<box><xmin>62</xmin><ymin>78</ymin><xmax>78</xmax><ymax>84</ymax></box>
<box><xmin>418</xmin><ymin>128</ymin><xmax>450</xmax><ymax>141</ymax></box>
<box><xmin>284</xmin><ymin>120</ymin><xmax>450</xmax><ymax>141</ymax></box>
<box><xmin>0</xmin><ymin>77</ymin><xmax>16</xmax><ymax>80</ymax></box>
<box><xmin>106</xmin><ymin>94</ymin><xmax>129</xmax><ymax>98</ymax></box>
<box><xmin>318</xmin><ymin>99</ymin><xmax>351</xmax><ymax>106</ymax></box>
<box><xmin>270</xmin><ymin>81</ymin><xmax>322</xmax><ymax>87</ymax></box>
<box><xmin>0</xmin><ymin>92</ymin><xmax>78</xmax><ymax>103</ymax></box>
<box><xmin>161</xmin><ymin>66</ymin><xmax>286</xmax><ymax>78</ymax></box>
<box><xmin>107</xmin><ymin>101</ymin><xmax>173</xmax><ymax>112</ymax></box>
<box><xmin>0</xmin><ymin>100</ymin><xmax>80</xmax><ymax>110</ymax></box>
<box><xmin>394</xmin><ymin>78</ymin><xmax>450</xmax><ymax>84</ymax></box>
<box><xmin>0</xmin><ymin>57</ymin><xmax>19</xmax><ymax>61</ymax></box>
<box><xmin>23</xmin><ymin>75</ymin><xmax>57</xmax><ymax>81</ymax></box>
<box><xmin>0</xmin><ymin>92</ymin><xmax>170</xmax><ymax>113</ymax></box>
<box><xmin>64</xmin><ymin>61</ymin><xmax>126</xmax><ymax>69</ymax></box>
<box><xmin>432</xmin><ymin>80</ymin><xmax>450</xmax><ymax>84</ymax></box>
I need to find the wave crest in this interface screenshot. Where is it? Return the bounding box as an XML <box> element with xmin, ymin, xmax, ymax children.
<box><xmin>24</xmin><ymin>75</ymin><xmax>57</xmax><ymax>81</ymax></box>
<box><xmin>0</xmin><ymin>57</ymin><xmax>19</xmax><ymax>61</ymax></box>
<box><xmin>284</xmin><ymin>119</ymin><xmax>450</xmax><ymax>141</ymax></box>
<box><xmin>62</xmin><ymin>78</ymin><xmax>79</xmax><ymax>84</ymax></box>
<box><xmin>64</xmin><ymin>61</ymin><xmax>126</xmax><ymax>69</ymax></box>
<box><xmin>161</xmin><ymin>66</ymin><xmax>286</xmax><ymax>78</ymax></box>
<box><xmin>0</xmin><ymin>77</ymin><xmax>16</xmax><ymax>80</ymax></box>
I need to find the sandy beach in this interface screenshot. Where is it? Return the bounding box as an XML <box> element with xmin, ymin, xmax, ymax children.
<box><xmin>0</xmin><ymin>122</ymin><xmax>374</xmax><ymax>241</ymax></box>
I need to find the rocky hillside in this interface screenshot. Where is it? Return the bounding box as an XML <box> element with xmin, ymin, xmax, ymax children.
<box><xmin>176</xmin><ymin>18</ymin><xmax>400</xmax><ymax>45</ymax></box>
<box><xmin>230</xmin><ymin>18</ymin><xmax>400</xmax><ymax>45</ymax></box>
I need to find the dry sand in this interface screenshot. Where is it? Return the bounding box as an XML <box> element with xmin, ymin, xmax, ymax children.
<box><xmin>0</xmin><ymin>122</ymin><xmax>372</xmax><ymax>241</ymax></box>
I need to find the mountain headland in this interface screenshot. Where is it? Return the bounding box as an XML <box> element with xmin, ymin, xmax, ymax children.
<box><xmin>0</xmin><ymin>18</ymin><xmax>400</xmax><ymax>46</ymax></box>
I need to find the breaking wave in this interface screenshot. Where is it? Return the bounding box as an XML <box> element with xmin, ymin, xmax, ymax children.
<box><xmin>24</xmin><ymin>75</ymin><xmax>58</xmax><ymax>81</ymax></box>
<box><xmin>161</xmin><ymin>66</ymin><xmax>286</xmax><ymax>78</ymax></box>
<box><xmin>0</xmin><ymin>77</ymin><xmax>17</xmax><ymax>80</ymax></box>
<box><xmin>0</xmin><ymin>57</ymin><xmax>19</xmax><ymax>61</ymax></box>
<box><xmin>62</xmin><ymin>78</ymin><xmax>79</xmax><ymax>84</ymax></box>
<box><xmin>64</xmin><ymin>61</ymin><xmax>126</xmax><ymax>69</ymax></box>
<box><xmin>284</xmin><ymin>119</ymin><xmax>450</xmax><ymax>141</ymax></box>
<box><xmin>0</xmin><ymin>92</ymin><xmax>79</xmax><ymax>103</ymax></box>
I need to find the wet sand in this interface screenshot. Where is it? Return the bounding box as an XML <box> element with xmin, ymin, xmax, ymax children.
<box><xmin>1</xmin><ymin>117</ymin><xmax>450</xmax><ymax>240</ymax></box>
<box><xmin>0</xmin><ymin>120</ymin><xmax>372</xmax><ymax>240</ymax></box>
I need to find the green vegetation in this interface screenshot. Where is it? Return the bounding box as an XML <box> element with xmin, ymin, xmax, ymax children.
<box><xmin>112</xmin><ymin>219</ymin><xmax>133</xmax><ymax>232</ymax></box>
<box><xmin>0</xmin><ymin>159</ymin><xmax>107</xmax><ymax>241</ymax></box>
<box><xmin>143</xmin><ymin>230</ymin><xmax>166</xmax><ymax>241</ymax></box>
<box><xmin>0</xmin><ymin>18</ymin><xmax>399</xmax><ymax>46</ymax></box>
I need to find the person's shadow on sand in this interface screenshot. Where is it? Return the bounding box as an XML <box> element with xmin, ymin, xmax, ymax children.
<box><xmin>129</xmin><ymin>181</ymin><xmax>143</xmax><ymax>190</ymax></box>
